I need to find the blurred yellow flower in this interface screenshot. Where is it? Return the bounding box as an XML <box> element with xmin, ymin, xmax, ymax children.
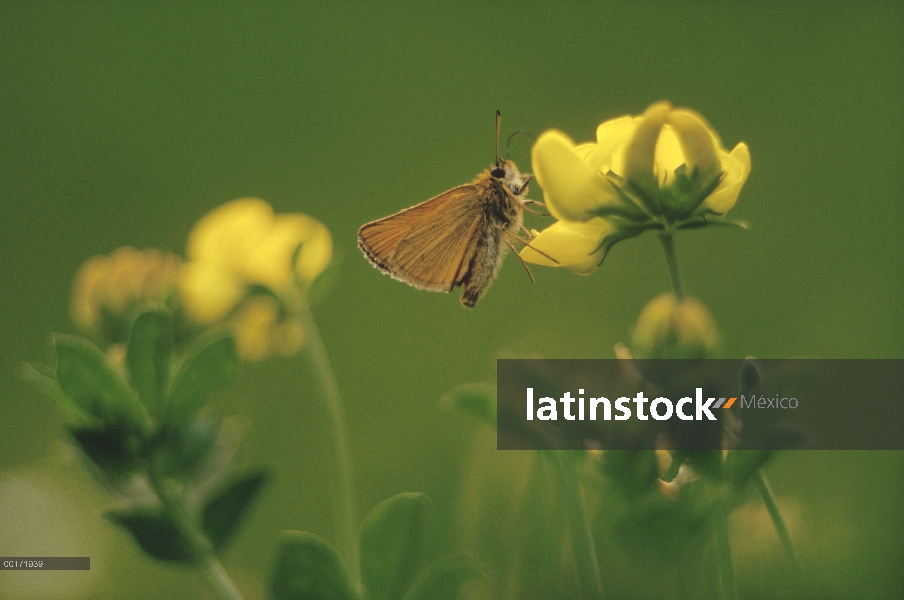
<box><xmin>521</xmin><ymin>101</ymin><xmax>750</xmax><ymax>273</ymax></box>
<box><xmin>71</xmin><ymin>247</ymin><xmax>182</xmax><ymax>343</ymax></box>
<box><xmin>179</xmin><ymin>198</ymin><xmax>332</xmax><ymax>361</ymax></box>
<box><xmin>631</xmin><ymin>292</ymin><xmax>719</xmax><ymax>359</ymax></box>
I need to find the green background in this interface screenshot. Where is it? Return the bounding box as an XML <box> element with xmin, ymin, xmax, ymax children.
<box><xmin>1</xmin><ymin>2</ymin><xmax>901</xmax><ymax>599</ymax></box>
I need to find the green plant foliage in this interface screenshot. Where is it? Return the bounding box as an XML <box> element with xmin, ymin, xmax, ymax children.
<box><xmin>602</xmin><ymin>450</ymin><xmax>660</xmax><ymax>498</ymax></box>
<box><xmin>70</xmin><ymin>424</ymin><xmax>143</xmax><ymax>478</ymax></box>
<box><xmin>54</xmin><ymin>334</ymin><xmax>150</xmax><ymax>431</ymax></box>
<box><xmin>271</xmin><ymin>531</ymin><xmax>358</xmax><ymax>600</ymax></box>
<box><xmin>202</xmin><ymin>469</ymin><xmax>272</xmax><ymax>553</ymax></box>
<box><xmin>126</xmin><ymin>306</ymin><xmax>175</xmax><ymax>417</ymax></box>
<box><xmin>398</xmin><ymin>555</ymin><xmax>480</xmax><ymax>600</ymax></box>
<box><xmin>155</xmin><ymin>415</ymin><xmax>226</xmax><ymax>481</ymax></box>
<box><xmin>165</xmin><ymin>331</ymin><xmax>241</xmax><ymax>425</ymax></box>
<box><xmin>21</xmin><ymin>361</ymin><xmax>100</xmax><ymax>427</ymax></box>
<box><xmin>359</xmin><ymin>493</ymin><xmax>428</xmax><ymax>600</ymax></box>
<box><xmin>723</xmin><ymin>450</ymin><xmax>772</xmax><ymax>490</ymax></box>
<box><xmin>105</xmin><ymin>505</ymin><xmax>195</xmax><ymax>564</ymax></box>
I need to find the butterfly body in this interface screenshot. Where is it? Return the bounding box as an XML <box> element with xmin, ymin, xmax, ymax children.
<box><xmin>358</xmin><ymin>158</ymin><xmax>530</xmax><ymax>307</ymax></box>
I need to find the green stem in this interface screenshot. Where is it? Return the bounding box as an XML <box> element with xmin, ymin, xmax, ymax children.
<box><xmin>659</xmin><ymin>231</ymin><xmax>686</xmax><ymax>300</ymax></box>
<box><xmin>715</xmin><ymin>506</ymin><xmax>738</xmax><ymax>600</ymax></box>
<box><xmin>547</xmin><ymin>451</ymin><xmax>604</xmax><ymax>600</ymax></box>
<box><xmin>148</xmin><ymin>463</ymin><xmax>244</xmax><ymax>600</ymax></box>
<box><xmin>296</xmin><ymin>300</ymin><xmax>358</xmax><ymax>584</ymax></box>
<box><xmin>753</xmin><ymin>470</ymin><xmax>804</xmax><ymax>580</ymax></box>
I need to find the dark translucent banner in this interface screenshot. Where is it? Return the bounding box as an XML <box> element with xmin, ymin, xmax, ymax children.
<box><xmin>1</xmin><ymin>557</ymin><xmax>90</xmax><ymax>570</ymax></box>
<box><xmin>496</xmin><ymin>359</ymin><xmax>904</xmax><ymax>450</ymax></box>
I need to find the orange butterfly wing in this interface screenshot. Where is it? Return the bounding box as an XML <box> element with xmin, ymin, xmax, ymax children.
<box><xmin>358</xmin><ymin>185</ymin><xmax>486</xmax><ymax>293</ymax></box>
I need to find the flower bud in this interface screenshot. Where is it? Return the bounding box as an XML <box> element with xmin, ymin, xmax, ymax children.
<box><xmin>71</xmin><ymin>247</ymin><xmax>182</xmax><ymax>345</ymax></box>
<box><xmin>631</xmin><ymin>293</ymin><xmax>719</xmax><ymax>359</ymax></box>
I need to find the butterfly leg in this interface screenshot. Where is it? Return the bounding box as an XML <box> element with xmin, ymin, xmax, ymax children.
<box><xmin>504</xmin><ymin>230</ymin><xmax>560</xmax><ymax>265</ymax></box>
<box><xmin>521</xmin><ymin>200</ymin><xmax>550</xmax><ymax>217</ymax></box>
<box><xmin>505</xmin><ymin>238</ymin><xmax>535</xmax><ymax>283</ymax></box>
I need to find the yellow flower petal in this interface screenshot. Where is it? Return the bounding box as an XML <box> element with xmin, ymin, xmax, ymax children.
<box><xmin>71</xmin><ymin>256</ymin><xmax>110</xmax><ymax>331</ymax></box>
<box><xmin>520</xmin><ymin>218</ymin><xmax>615</xmax><ymax>275</ymax></box>
<box><xmin>624</xmin><ymin>101</ymin><xmax>671</xmax><ymax>199</ymax></box>
<box><xmin>702</xmin><ymin>142</ymin><xmax>751</xmax><ymax>215</ymax></box>
<box><xmin>274</xmin><ymin>318</ymin><xmax>305</xmax><ymax>356</ymax></box>
<box><xmin>652</xmin><ymin>126</ymin><xmax>685</xmax><ymax>187</ymax></box>
<box><xmin>231</xmin><ymin>295</ymin><xmax>281</xmax><ymax>362</ymax></box>
<box><xmin>594</xmin><ymin>115</ymin><xmax>641</xmax><ymax>177</ymax></box>
<box><xmin>244</xmin><ymin>214</ymin><xmax>313</xmax><ymax>289</ymax></box>
<box><xmin>179</xmin><ymin>262</ymin><xmax>244</xmax><ymax>324</ymax></box>
<box><xmin>667</xmin><ymin>109</ymin><xmax>721</xmax><ymax>182</ymax></box>
<box><xmin>187</xmin><ymin>198</ymin><xmax>274</xmax><ymax>270</ymax></box>
<box><xmin>532</xmin><ymin>130</ymin><xmax>618</xmax><ymax>222</ymax></box>
<box><xmin>295</xmin><ymin>219</ymin><xmax>333</xmax><ymax>284</ymax></box>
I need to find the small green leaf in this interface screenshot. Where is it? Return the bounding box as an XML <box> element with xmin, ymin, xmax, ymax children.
<box><xmin>271</xmin><ymin>531</ymin><xmax>357</xmax><ymax>600</ymax></box>
<box><xmin>70</xmin><ymin>424</ymin><xmax>143</xmax><ymax>476</ymax></box>
<box><xmin>399</xmin><ymin>554</ymin><xmax>480</xmax><ymax>600</ymax></box>
<box><xmin>21</xmin><ymin>362</ymin><xmax>99</xmax><ymax>427</ymax></box>
<box><xmin>202</xmin><ymin>469</ymin><xmax>271</xmax><ymax>552</ymax></box>
<box><xmin>156</xmin><ymin>415</ymin><xmax>224</xmax><ymax>481</ymax></box>
<box><xmin>54</xmin><ymin>335</ymin><xmax>149</xmax><ymax>431</ymax></box>
<box><xmin>166</xmin><ymin>331</ymin><xmax>240</xmax><ymax>425</ymax></box>
<box><xmin>441</xmin><ymin>383</ymin><xmax>496</xmax><ymax>427</ymax></box>
<box><xmin>126</xmin><ymin>306</ymin><xmax>174</xmax><ymax>417</ymax></box>
<box><xmin>360</xmin><ymin>493</ymin><xmax>428</xmax><ymax>600</ymax></box>
<box><xmin>105</xmin><ymin>505</ymin><xmax>195</xmax><ymax>563</ymax></box>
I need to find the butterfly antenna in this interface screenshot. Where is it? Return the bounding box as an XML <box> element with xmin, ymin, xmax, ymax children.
<box><xmin>495</xmin><ymin>110</ymin><xmax>502</xmax><ymax>168</ymax></box>
<box><xmin>506</xmin><ymin>130</ymin><xmax>537</xmax><ymax>160</ymax></box>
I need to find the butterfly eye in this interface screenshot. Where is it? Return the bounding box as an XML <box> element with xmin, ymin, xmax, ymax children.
<box><xmin>490</xmin><ymin>167</ymin><xmax>506</xmax><ymax>179</ymax></box>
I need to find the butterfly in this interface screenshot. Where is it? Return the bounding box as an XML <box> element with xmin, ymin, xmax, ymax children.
<box><xmin>357</xmin><ymin>113</ymin><xmax>553</xmax><ymax>307</ymax></box>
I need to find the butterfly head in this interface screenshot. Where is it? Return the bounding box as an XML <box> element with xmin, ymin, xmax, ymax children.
<box><xmin>490</xmin><ymin>158</ymin><xmax>530</xmax><ymax>196</ymax></box>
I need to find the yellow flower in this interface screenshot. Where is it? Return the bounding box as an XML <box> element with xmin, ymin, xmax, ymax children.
<box><xmin>71</xmin><ymin>247</ymin><xmax>182</xmax><ymax>343</ymax></box>
<box><xmin>521</xmin><ymin>101</ymin><xmax>750</xmax><ymax>273</ymax></box>
<box><xmin>179</xmin><ymin>198</ymin><xmax>332</xmax><ymax>360</ymax></box>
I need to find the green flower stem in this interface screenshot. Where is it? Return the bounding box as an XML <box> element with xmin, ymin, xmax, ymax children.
<box><xmin>715</xmin><ymin>505</ymin><xmax>738</xmax><ymax>600</ymax></box>
<box><xmin>659</xmin><ymin>231</ymin><xmax>686</xmax><ymax>300</ymax></box>
<box><xmin>547</xmin><ymin>451</ymin><xmax>604</xmax><ymax>600</ymax></box>
<box><xmin>297</xmin><ymin>299</ymin><xmax>358</xmax><ymax>584</ymax></box>
<box><xmin>753</xmin><ymin>470</ymin><xmax>804</xmax><ymax>578</ymax></box>
<box><xmin>148</xmin><ymin>463</ymin><xmax>244</xmax><ymax>600</ymax></box>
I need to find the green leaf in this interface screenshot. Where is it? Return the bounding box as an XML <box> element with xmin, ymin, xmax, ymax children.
<box><xmin>441</xmin><ymin>383</ymin><xmax>496</xmax><ymax>427</ymax></box>
<box><xmin>54</xmin><ymin>334</ymin><xmax>149</xmax><ymax>431</ymax></box>
<box><xmin>399</xmin><ymin>555</ymin><xmax>480</xmax><ymax>600</ymax></box>
<box><xmin>105</xmin><ymin>505</ymin><xmax>195</xmax><ymax>564</ymax></box>
<box><xmin>70</xmin><ymin>424</ymin><xmax>143</xmax><ymax>477</ymax></box>
<box><xmin>202</xmin><ymin>469</ymin><xmax>271</xmax><ymax>552</ymax></box>
<box><xmin>21</xmin><ymin>362</ymin><xmax>99</xmax><ymax>427</ymax></box>
<box><xmin>156</xmin><ymin>415</ymin><xmax>225</xmax><ymax>481</ymax></box>
<box><xmin>126</xmin><ymin>306</ymin><xmax>174</xmax><ymax>418</ymax></box>
<box><xmin>360</xmin><ymin>493</ymin><xmax>429</xmax><ymax>600</ymax></box>
<box><xmin>165</xmin><ymin>331</ymin><xmax>240</xmax><ymax>425</ymax></box>
<box><xmin>271</xmin><ymin>531</ymin><xmax>357</xmax><ymax>600</ymax></box>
